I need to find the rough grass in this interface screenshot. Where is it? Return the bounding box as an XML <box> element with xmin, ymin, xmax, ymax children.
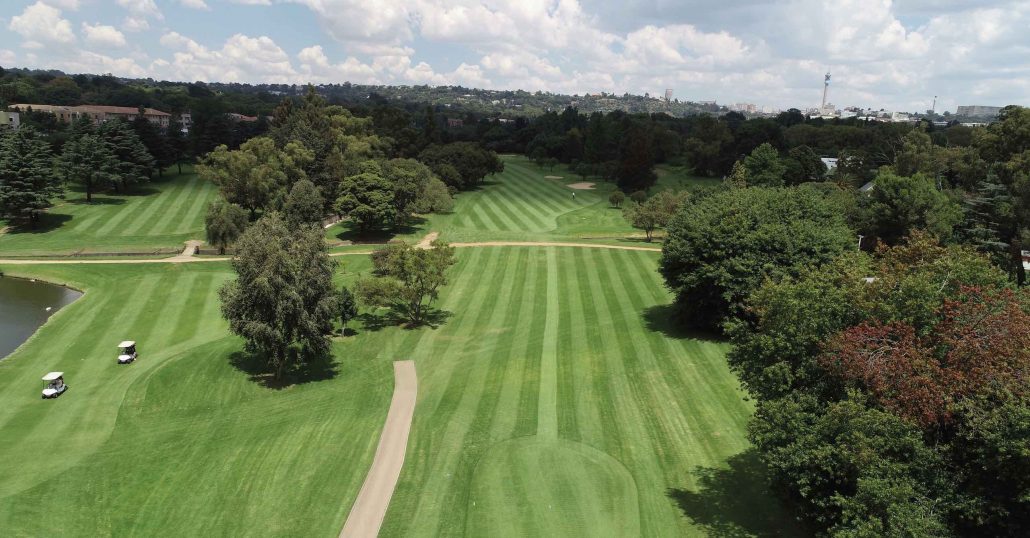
<box><xmin>0</xmin><ymin>167</ymin><xmax>216</xmax><ymax>256</ymax></box>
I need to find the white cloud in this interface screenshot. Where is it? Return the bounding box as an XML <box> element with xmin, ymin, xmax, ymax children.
<box><xmin>0</xmin><ymin>49</ymin><xmax>17</xmax><ymax>64</ymax></box>
<box><xmin>179</xmin><ymin>0</ymin><xmax>211</xmax><ymax>9</ymax></box>
<box><xmin>42</xmin><ymin>0</ymin><xmax>80</xmax><ymax>9</ymax></box>
<box><xmin>8</xmin><ymin>2</ymin><xmax>76</xmax><ymax>47</ymax></box>
<box><xmin>4</xmin><ymin>0</ymin><xmax>1026</xmax><ymax>110</ymax></box>
<box><xmin>122</xmin><ymin>16</ymin><xmax>150</xmax><ymax>32</ymax></box>
<box><xmin>159</xmin><ymin>32</ymin><xmax>297</xmax><ymax>83</ymax></box>
<box><xmin>117</xmin><ymin>0</ymin><xmax>162</xmax><ymax>18</ymax></box>
<box><xmin>82</xmin><ymin>23</ymin><xmax>127</xmax><ymax>48</ymax></box>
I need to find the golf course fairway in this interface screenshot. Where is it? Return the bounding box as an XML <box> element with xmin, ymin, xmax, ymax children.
<box><xmin>0</xmin><ymin>160</ymin><xmax>798</xmax><ymax>537</ymax></box>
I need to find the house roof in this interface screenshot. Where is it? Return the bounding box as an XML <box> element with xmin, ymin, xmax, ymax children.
<box><xmin>10</xmin><ymin>104</ymin><xmax>171</xmax><ymax>117</ymax></box>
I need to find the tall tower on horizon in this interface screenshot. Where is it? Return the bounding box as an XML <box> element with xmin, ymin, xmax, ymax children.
<box><xmin>821</xmin><ymin>70</ymin><xmax>831</xmax><ymax>109</ymax></box>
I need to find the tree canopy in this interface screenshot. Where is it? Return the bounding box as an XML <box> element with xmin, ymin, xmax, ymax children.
<box><xmin>660</xmin><ymin>186</ymin><xmax>853</xmax><ymax>330</ymax></box>
<box><xmin>219</xmin><ymin>213</ymin><xmax>337</xmax><ymax>380</ymax></box>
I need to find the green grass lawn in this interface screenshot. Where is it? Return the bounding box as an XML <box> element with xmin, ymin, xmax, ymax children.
<box><xmin>0</xmin><ymin>262</ymin><xmax>392</xmax><ymax>536</ymax></box>
<box><xmin>0</xmin><ymin>153</ymin><xmax>795</xmax><ymax>536</ymax></box>
<box><xmin>326</xmin><ymin>155</ymin><xmax>722</xmax><ymax>246</ymax></box>
<box><xmin>0</xmin><ymin>167</ymin><xmax>216</xmax><ymax>256</ymax></box>
<box><xmin>0</xmin><ymin>246</ymin><xmax>798</xmax><ymax>537</ymax></box>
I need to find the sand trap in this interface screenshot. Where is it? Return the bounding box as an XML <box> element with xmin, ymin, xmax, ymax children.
<box><xmin>544</xmin><ymin>175</ymin><xmax>564</xmax><ymax>179</ymax></box>
<box><xmin>566</xmin><ymin>182</ymin><xmax>596</xmax><ymax>190</ymax></box>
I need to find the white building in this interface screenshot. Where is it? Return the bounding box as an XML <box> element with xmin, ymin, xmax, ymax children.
<box><xmin>0</xmin><ymin>111</ymin><xmax>19</xmax><ymax>130</ymax></box>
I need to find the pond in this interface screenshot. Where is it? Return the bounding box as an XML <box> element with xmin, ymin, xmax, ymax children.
<box><xmin>0</xmin><ymin>277</ymin><xmax>82</xmax><ymax>359</ymax></box>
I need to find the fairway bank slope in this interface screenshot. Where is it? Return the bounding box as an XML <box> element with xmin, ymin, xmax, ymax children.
<box><xmin>0</xmin><ymin>263</ymin><xmax>392</xmax><ymax>536</ymax></box>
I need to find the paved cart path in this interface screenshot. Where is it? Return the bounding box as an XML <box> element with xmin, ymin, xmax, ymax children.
<box><xmin>340</xmin><ymin>360</ymin><xmax>418</xmax><ymax>538</ymax></box>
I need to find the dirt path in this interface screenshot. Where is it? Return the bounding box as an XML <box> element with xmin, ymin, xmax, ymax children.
<box><xmin>0</xmin><ymin>239</ymin><xmax>660</xmax><ymax>265</ymax></box>
<box><xmin>168</xmin><ymin>240</ymin><xmax>204</xmax><ymax>261</ymax></box>
<box><xmin>415</xmin><ymin>231</ymin><xmax>439</xmax><ymax>249</ymax></box>
<box><xmin>450</xmin><ymin>241</ymin><xmax>661</xmax><ymax>252</ymax></box>
<box><xmin>340</xmin><ymin>360</ymin><xmax>417</xmax><ymax>538</ymax></box>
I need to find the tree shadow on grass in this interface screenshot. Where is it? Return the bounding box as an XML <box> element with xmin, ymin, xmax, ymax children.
<box><xmin>332</xmin><ymin>216</ymin><xmax>428</xmax><ymax>244</ymax></box>
<box><xmin>668</xmin><ymin>450</ymin><xmax>807</xmax><ymax>538</ymax></box>
<box><xmin>643</xmin><ymin>303</ymin><xmax>725</xmax><ymax>342</ymax></box>
<box><xmin>3</xmin><ymin>213</ymin><xmax>73</xmax><ymax>234</ymax></box>
<box><xmin>228</xmin><ymin>350</ymin><xmax>338</xmax><ymax>390</ymax></box>
<box><xmin>356</xmin><ymin>307</ymin><xmax>452</xmax><ymax>333</ymax></box>
<box><xmin>118</xmin><ymin>186</ymin><xmax>161</xmax><ymax>197</ymax></box>
<box><xmin>66</xmin><ymin>196</ymin><xmax>128</xmax><ymax>206</ymax></box>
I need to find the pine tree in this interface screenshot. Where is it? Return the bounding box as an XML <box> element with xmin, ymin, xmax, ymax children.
<box><xmin>164</xmin><ymin>122</ymin><xmax>190</xmax><ymax>175</ymax></box>
<box><xmin>0</xmin><ymin>127</ymin><xmax>62</xmax><ymax>225</ymax></box>
<box><xmin>959</xmin><ymin>178</ymin><xmax>1015</xmax><ymax>273</ymax></box>
<box><xmin>99</xmin><ymin>119</ymin><xmax>154</xmax><ymax>191</ymax></box>
<box><xmin>133</xmin><ymin>112</ymin><xmax>172</xmax><ymax>176</ymax></box>
<box><xmin>58</xmin><ymin>133</ymin><xmax>118</xmax><ymax>203</ymax></box>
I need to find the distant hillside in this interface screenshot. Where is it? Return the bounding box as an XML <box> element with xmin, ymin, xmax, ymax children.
<box><xmin>0</xmin><ymin>66</ymin><xmax>722</xmax><ymax>118</ymax></box>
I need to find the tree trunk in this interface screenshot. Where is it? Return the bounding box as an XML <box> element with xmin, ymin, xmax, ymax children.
<box><xmin>177</xmin><ymin>163</ymin><xmax>182</xmax><ymax>174</ymax></box>
<box><xmin>1012</xmin><ymin>238</ymin><xmax>1026</xmax><ymax>286</ymax></box>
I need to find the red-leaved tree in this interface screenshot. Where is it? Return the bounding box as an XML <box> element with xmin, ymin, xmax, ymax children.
<box><xmin>821</xmin><ymin>287</ymin><xmax>1030</xmax><ymax>428</ymax></box>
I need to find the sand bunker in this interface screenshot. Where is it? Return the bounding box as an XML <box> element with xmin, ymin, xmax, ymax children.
<box><xmin>544</xmin><ymin>175</ymin><xmax>564</xmax><ymax>179</ymax></box>
<box><xmin>566</xmin><ymin>182</ymin><xmax>596</xmax><ymax>190</ymax></box>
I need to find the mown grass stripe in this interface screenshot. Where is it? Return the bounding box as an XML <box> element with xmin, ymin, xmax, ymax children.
<box><xmin>475</xmin><ymin>188</ymin><xmax>535</xmax><ymax>231</ymax></box>
<box><xmin>172</xmin><ymin>179</ymin><xmax>215</xmax><ymax>235</ymax></box>
<box><xmin>506</xmin><ymin>164</ymin><xmax>580</xmax><ymax>213</ymax></box>
<box><xmin>485</xmin><ymin>184</ymin><xmax>550</xmax><ymax>231</ymax></box>
<box><xmin>127</xmin><ymin>176</ymin><xmax>196</xmax><ymax>236</ymax></box>
<box><xmin>536</xmin><ymin>247</ymin><xmax>560</xmax><ymax>439</ymax></box>
<box><xmin>153</xmin><ymin>180</ymin><xmax>205</xmax><ymax>237</ymax></box>
<box><xmin>466</xmin><ymin>196</ymin><xmax>507</xmax><ymax>231</ymax></box>
<box><xmin>502</xmin><ymin>166</ymin><xmax>574</xmax><ymax>216</ymax></box>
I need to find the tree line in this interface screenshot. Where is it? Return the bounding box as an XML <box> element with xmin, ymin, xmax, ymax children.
<box><xmin>658</xmin><ymin>106</ymin><xmax>1030</xmax><ymax>537</ymax></box>
<box><xmin>213</xmin><ymin>88</ymin><xmax>492</xmax><ymax>381</ymax></box>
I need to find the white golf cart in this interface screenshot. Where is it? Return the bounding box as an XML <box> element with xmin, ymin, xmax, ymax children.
<box><xmin>117</xmin><ymin>341</ymin><xmax>137</xmax><ymax>364</ymax></box>
<box><xmin>42</xmin><ymin>372</ymin><xmax>68</xmax><ymax>399</ymax></box>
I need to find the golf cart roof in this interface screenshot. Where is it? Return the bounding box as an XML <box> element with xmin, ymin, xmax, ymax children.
<box><xmin>118</xmin><ymin>341</ymin><xmax>136</xmax><ymax>348</ymax></box>
<box><xmin>42</xmin><ymin>372</ymin><xmax>63</xmax><ymax>381</ymax></box>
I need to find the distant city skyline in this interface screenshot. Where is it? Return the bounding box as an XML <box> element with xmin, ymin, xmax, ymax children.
<box><xmin>2</xmin><ymin>0</ymin><xmax>1028</xmax><ymax>112</ymax></box>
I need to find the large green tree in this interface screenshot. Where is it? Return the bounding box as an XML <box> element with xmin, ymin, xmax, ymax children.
<box><xmin>856</xmin><ymin>170</ymin><xmax>963</xmax><ymax>244</ymax></box>
<box><xmin>615</xmin><ymin>121</ymin><xmax>657</xmax><ymax>192</ymax></box>
<box><xmin>356</xmin><ymin>240</ymin><xmax>455</xmax><ymax>324</ymax></box>
<box><xmin>622</xmin><ymin>189</ymin><xmax>689</xmax><ymax>241</ymax></box>
<box><xmin>742</xmin><ymin>142</ymin><xmax>787</xmax><ymax>187</ymax></box>
<box><xmin>57</xmin><ymin>133</ymin><xmax>118</xmax><ymax>203</ymax></box>
<box><xmin>282</xmin><ymin>179</ymin><xmax>324</xmax><ymax>227</ymax></box>
<box><xmin>98</xmin><ymin>119</ymin><xmax>155</xmax><ymax>190</ymax></box>
<box><xmin>732</xmin><ymin>234</ymin><xmax>1025</xmax><ymax>536</ymax></box>
<box><xmin>335</xmin><ymin>162</ymin><xmax>396</xmax><ymax>232</ymax></box>
<box><xmin>198</xmin><ymin>137</ymin><xmax>313</xmax><ymax>216</ymax></box>
<box><xmin>219</xmin><ymin>213</ymin><xmax>337</xmax><ymax>379</ymax></box>
<box><xmin>0</xmin><ymin>127</ymin><xmax>61</xmax><ymax>225</ymax></box>
<box><xmin>660</xmin><ymin>186</ymin><xmax>853</xmax><ymax>330</ymax></box>
<box><xmin>418</xmin><ymin>142</ymin><xmax>503</xmax><ymax>190</ymax></box>
<box><xmin>205</xmin><ymin>199</ymin><xmax>249</xmax><ymax>255</ymax></box>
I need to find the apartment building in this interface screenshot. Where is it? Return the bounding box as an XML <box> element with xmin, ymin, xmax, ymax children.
<box><xmin>9</xmin><ymin>104</ymin><xmax>172</xmax><ymax>129</ymax></box>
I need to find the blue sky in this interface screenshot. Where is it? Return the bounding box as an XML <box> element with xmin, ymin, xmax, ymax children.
<box><xmin>2</xmin><ymin>0</ymin><xmax>1028</xmax><ymax>112</ymax></box>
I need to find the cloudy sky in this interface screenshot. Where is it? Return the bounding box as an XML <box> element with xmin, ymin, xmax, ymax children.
<box><xmin>2</xmin><ymin>0</ymin><xmax>1028</xmax><ymax>112</ymax></box>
